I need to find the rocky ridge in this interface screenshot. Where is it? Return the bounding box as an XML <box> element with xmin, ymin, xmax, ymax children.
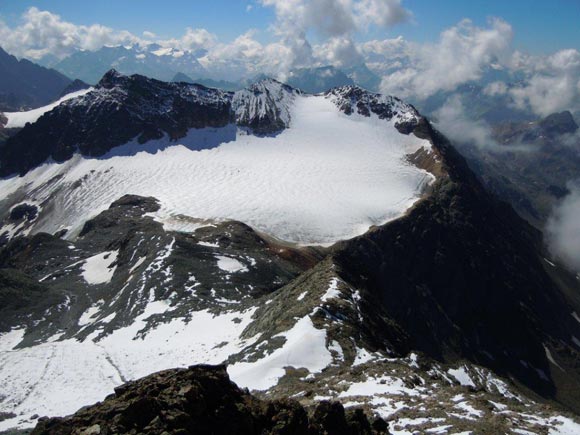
<box><xmin>31</xmin><ymin>365</ymin><xmax>389</xmax><ymax>435</ymax></box>
<box><xmin>0</xmin><ymin>71</ymin><xmax>421</xmax><ymax>177</ymax></box>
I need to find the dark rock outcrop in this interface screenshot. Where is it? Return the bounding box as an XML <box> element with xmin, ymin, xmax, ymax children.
<box><xmin>0</xmin><ymin>73</ymin><xmax>305</xmax><ymax>176</ymax></box>
<box><xmin>325</xmin><ymin>86</ymin><xmax>420</xmax><ymax>134</ymax></box>
<box><xmin>32</xmin><ymin>365</ymin><xmax>387</xmax><ymax>435</ymax></box>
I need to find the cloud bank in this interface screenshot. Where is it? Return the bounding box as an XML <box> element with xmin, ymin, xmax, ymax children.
<box><xmin>547</xmin><ymin>182</ymin><xmax>580</xmax><ymax>272</ymax></box>
<box><xmin>433</xmin><ymin>95</ymin><xmax>499</xmax><ymax>148</ymax></box>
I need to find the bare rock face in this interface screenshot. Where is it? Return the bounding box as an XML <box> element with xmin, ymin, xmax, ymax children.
<box><xmin>31</xmin><ymin>365</ymin><xmax>388</xmax><ymax>435</ymax></box>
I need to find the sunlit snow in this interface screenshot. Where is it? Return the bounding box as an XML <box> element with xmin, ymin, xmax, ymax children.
<box><xmin>0</xmin><ymin>94</ymin><xmax>434</xmax><ymax>245</ymax></box>
<box><xmin>0</xmin><ymin>304</ymin><xmax>258</xmax><ymax>431</ymax></box>
<box><xmin>228</xmin><ymin>315</ymin><xmax>332</xmax><ymax>391</ymax></box>
<box><xmin>2</xmin><ymin>88</ymin><xmax>93</xmax><ymax>128</ymax></box>
<box><xmin>81</xmin><ymin>251</ymin><xmax>118</xmax><ymax>285</ymax></box>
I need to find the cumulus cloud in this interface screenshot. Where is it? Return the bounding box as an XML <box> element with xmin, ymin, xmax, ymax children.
<box><xmin>378</xmin><ymin>18</ymin><xmax>513</xmax><ymax>99</ymax></box>
<box><xmin>198</xmin><ymin>30</ymin><xmax>265</xmax><ymax>78</ymax></box>
<box><xmin>0</xmin><ymin>7</ymin><xmax>219</xmax><ymax>61</ymax></box>
<box><xmin>354</xmin><ymin>0</ymin><xmax>412</xmax><ymax>29</ymax></box>
<box><xmin>547</xmin><ymin>181</ymin><xmax>580</xmax><ymax>272</ymax></box>
<box><xmin>0</xmin><ymin>7</ymin><xmax>143</xmax><ymax>59</ymax></box>
<box><xmin>157</xmin><ymin>28</ymin><xmax>217</xmax><ymax>53</ymax></box>
<box><xmin>2</xmin><ymin>4</ymin><xmax>579</xmax><ymax>117</ymax></box>
<box><xmin>433</xmin><ymin>95</ymin><xmax>499</xmax><ymax>148</ymax></box>
<box><xmin>261</xmin><ymin>0</ymin><xmax>409</xmax><ymax>37</ymax></box>
<box><xmin>314</xmin><ymin>36</ymin><xmax>364</xmax><ymax>67</ymax></box>
<box><xmin>258</xmin><ymin>0</ymin><xmax>410</xmax><ymax>72</ymax></box>
<box><xmin>509</xmin><ymin>49</ymin><xmax>580</xmax><ymax>116</ymax></box>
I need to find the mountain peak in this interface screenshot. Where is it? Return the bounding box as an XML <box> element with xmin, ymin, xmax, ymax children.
<box><xmin>232</xmin><ymin>79</ymin><xmax>300</xmax><ymax>134</ymax></box>
<box><xmin>97</xmin><ymin>69</ymin><xmax>126</xmax><ymax>88</ymax></box>
<box><xmin>325</xmin><ymin>85</ymin><xmax>420</xmax><ymax>133</ymax></box>
<box><xmin>539</xmin><ymin>110</ymin><xmax>578</xmax><ymax>136</ymax></box>
<box><xmin>246</xmin><ymin>77</ymin><xmax>297</xmax><ymax>93</ymax></box>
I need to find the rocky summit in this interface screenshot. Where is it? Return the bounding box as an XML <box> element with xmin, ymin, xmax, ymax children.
<box><xmin>0</xmin><ymin>72</ymin><xmax>579</xmax><ymax>435</ymax></box>
<box><xmin>31</xmin><ymin>365</ymin><xmax>389</xmax><ymax>435</ymax></box>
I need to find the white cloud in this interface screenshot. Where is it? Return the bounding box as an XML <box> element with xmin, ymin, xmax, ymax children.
<box><xmin>258</xmin><ymin>0</ymin><xmax>410</xmax><ymax>72</ymax></box>
<box><xmin>354</xmin><ymin>0</ymin><xmax>411</xmax><ymax>29</ymax></box>
<box><xmin>547</xmin><ymin>181</ymin><xmax>580</xmax><ymax>272</ymax></box>
<box><xmin>158</xmin><ymin>28</ymin><xmax>217</xmax><ymax>52</ymax></box>
<box><xmin>0</xmin><ymin>4</ymin><xmax>578</xmax><ymax>116</ymax></box>
<box><xmin>509</xmin><ymin>49</ymin><xmax>580</xmax><ymax>116</ymax></box>
<box><xmin>378</xmin><ymin>18</ymin><xmax>513</xmax><ymax>99</ymax></box>
<box><xmin>434</xmin><ymin>95</ymin><xmax>498</xmax><ymax>148</ymax></box>
<box><xmin>314</xmin><ymin>36</ymin><xmax>364</xmax><ymax>67</ymax></box>
<box><xmin>0</xmin><ymin>7</ymin><xmax>219</xmax><ymax>61</ymax></box>
<box><xmin>483</xmin><ymin>81</ymin><xmax>508</xmax><ymax>96</ymax></box>
<box><xmin>0</xmin><ymin>7</ymin><xmax>143</xmax><ymax>60</ymax></box>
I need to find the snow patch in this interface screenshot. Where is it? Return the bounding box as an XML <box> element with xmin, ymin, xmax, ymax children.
<box><xmin>78</xmin><ymin>306</ymin><xmax>101</xmax><ymax>326</ymax></box>
<box><xmin>81</xmin><ymin>251</ymin><xmax>118</xmax><ymax>285</ymax></box>
<box><xmin>215</xmin><ymin>256</ymin><xmax>248</xmax><ymax>273</ymax></box>
<box><xmin>0</xmin><ymin>328</ymin><xmax>26</xmax><ymax>351</ymax></box>
<box><xmin>448</xmin><ymin>366</ymin><xmax>475</xmax><ymax>387</ymax></box>
<box><xmin>228</xmin><ymin>315</ymin><xmax>332</xmax><ymax>391</ymax></box>
<box><xmin>0</xmin><ymin>307</ymin><xmax>257</xmax><ymax>430</ymax></box>
<box><xmin>3</xmin><ymin>88</ymin><xmax>92</xmax><ymax>128</ymax></box>
<box><xmin>321</xmin><ymin>278</ymin><xmax>342</xmax><ymax>302</ymax></box>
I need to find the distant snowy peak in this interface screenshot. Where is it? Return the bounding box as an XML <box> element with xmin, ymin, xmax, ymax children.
<box><xmin>232</xmin><ymin>79</ymin><xmax>300</xmax><ymax>134</ymax></box>
<box><xmin>52</xmin><ymin>45</ymin><xmax>207</xmax><ymax>84</ymax></box>
<box><xmin>325</xmin><ymin>85</ymin><xmax>420</xmax><ymax>133</ymax></box>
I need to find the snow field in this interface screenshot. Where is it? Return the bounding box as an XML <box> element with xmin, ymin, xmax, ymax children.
<box><xmin>0</xmin><ymin>94</ymin><xmax>434</xmax><ymax>245</ymax></box>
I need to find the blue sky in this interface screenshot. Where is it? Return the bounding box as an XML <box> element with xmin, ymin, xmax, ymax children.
<box><xmin>1</xmin><ymin>0</ymin><xmax>578</xmax><ymax>53</ymax></box>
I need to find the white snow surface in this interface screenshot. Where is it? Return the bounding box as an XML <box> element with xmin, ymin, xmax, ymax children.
<box><xmin>228</xmin><ymin>314</ymin><xmax>332</xmax><ymax>391</ymax></box>
<box><xmin>2</xmin><ymin>88</ymin><xmax>93</xmax><ymax>128</ymax></box>
<box><xmin>321</xmin><ymin>278</ymin><xmax>342</xmax><ymax>302</ymax></box>
<box><xmin>215</xmin><ymin>255</ymin><xmax>248</xmax><ymax>273</ymax></box>
<box><xmin>0</xmin><ymin>329</ymin><xmax>26</xmax><ymax>351</ymax></box>
<box><xmin>338</xmin><ymin>375</ymin><xmax>422</xmax><ymax>398</ymax></box>
<box><xmin>81</xmin><ymin>251</ymin><xmax>118</xmax><ymax>285</ymax></box>
<box><xmin>0</xmin><ymin>303</ymin><xmax>258</xmax><ymax>431</ymax></box>
<box><xmin>448</xmin><ymin>366</ymin><xmax>476</xmax><ymax>387</ymax></box>
<box><xmin>0</xmin><ymin>94</ymin><xmax>433</xmax><ymax>245</ymax></box>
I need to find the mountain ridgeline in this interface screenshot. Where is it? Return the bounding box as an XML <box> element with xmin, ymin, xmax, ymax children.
<box><xmin>0</xmin><ymin>70</ymin><xmax>418</xmax><ymax>177</ymax></box>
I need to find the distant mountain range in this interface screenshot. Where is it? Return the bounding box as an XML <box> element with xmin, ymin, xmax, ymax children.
<box><xmin>0</xmin><ymin>47</ymin><xmax>75</xmax><ymax>111</ymax></box>
<box><xmin>49</xmin><ymin>44</ymin><xmax>207</xmax><ymax>84</ymax></box>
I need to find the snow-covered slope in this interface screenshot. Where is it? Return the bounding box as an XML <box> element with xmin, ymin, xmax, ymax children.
<box><xmin>0</xmin><ymin>87</ymin><xmax>433</xmax><ymax>245</ymax></box>
<box><xmin>2</xmin><ymin>88</ymin><xmax>93</xmax><ymax>128</ymax></box>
